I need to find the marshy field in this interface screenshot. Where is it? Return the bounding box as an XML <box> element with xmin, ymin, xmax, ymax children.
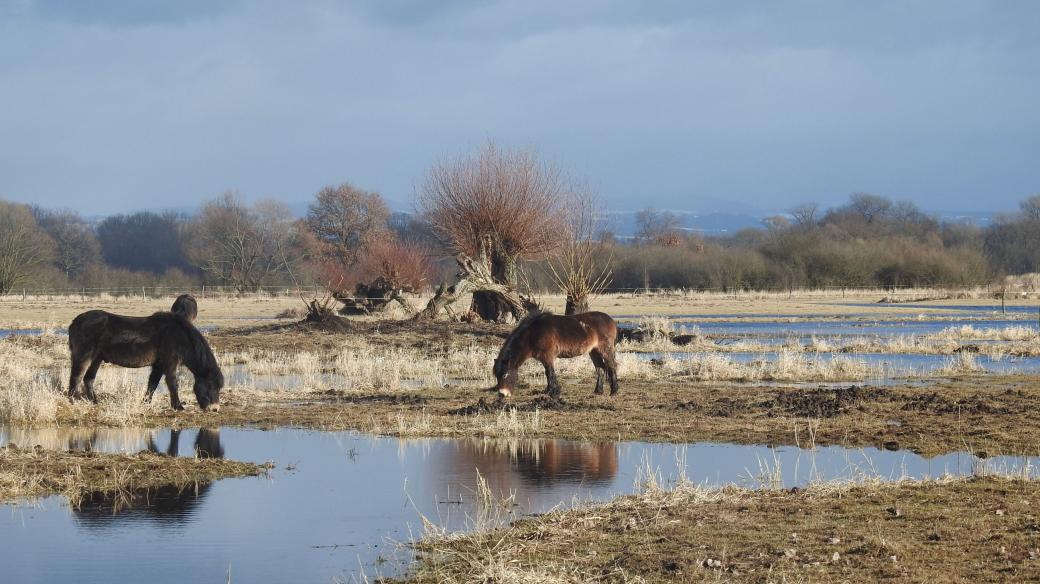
<box><xmin>2</xmin><ymin>289</ymin><xmax>1040</xmax><ymax>582</ymax></box>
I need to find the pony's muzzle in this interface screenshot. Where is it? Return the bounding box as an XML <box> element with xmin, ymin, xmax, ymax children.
<box><xmin>497</xmin><ymin>388</ymin><xmax>512</xmax><ymax>398</ymax></box>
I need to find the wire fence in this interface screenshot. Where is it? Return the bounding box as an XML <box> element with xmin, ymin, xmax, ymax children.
<box><xmin>0</xmin><ymin>282</ymin><xmax>1036</xmax><ymax>302</ymax></box>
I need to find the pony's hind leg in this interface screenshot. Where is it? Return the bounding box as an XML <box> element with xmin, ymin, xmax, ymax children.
<box><xmin>603</xmin><ymin>350</ymin><xmax>619</xmax><ymax>395</ymax></box>
<box><xmin>589</xmin><ymin>351</ymin><xmax>606</xmax><ymax>395</ymax></box>
<box><xmin>82</xmin><ymin>358</ymin><xmax>103</xmax><ymax>404</ymax></box>
<box><xmin>68</xmin><ymin>356</ymin><xmax>89</xmax><ymax>400</ymax></box>
<box><xmin>144</xmin><ymin>365</ymin><xmax>163</xmax><ymax>403</ymax></box>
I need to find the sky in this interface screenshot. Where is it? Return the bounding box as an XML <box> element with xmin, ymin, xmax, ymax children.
<box><xmin>1</xmin><ymin>0</ymin><xmax>1038</xmax><ymax>216</ymax></box>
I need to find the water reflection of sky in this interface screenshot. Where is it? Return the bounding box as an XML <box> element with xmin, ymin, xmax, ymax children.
<box><xmin>632</xmin><ymin>351</ymin><xmax>1040</xmax><ymax>377</ymax></box>
<box><xmin>1</xmin><ymin>427</ymin><xmax>1036</xmax><ymax>583</ymax></box>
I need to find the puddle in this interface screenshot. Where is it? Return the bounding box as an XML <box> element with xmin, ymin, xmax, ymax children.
<box><xmin>686</xmin><ymin>319</ymin><xmax>1035</xmax><ymax>337</ymax></box>
<box><xmin>0</xmin><ymin>426</ymin><xmax>1035</xmax><ymax>582</ymax></box>
<box><xmin>846</xmin><ymin>303</ymin><xmax>1040</xmax><ymax>315</ymax></box>
<box><xmin>633</xmin><ymin>351</ymin><xmax>1040</xmax><ymax>377</ymax></box>
<box><xmin>0</xmin><ymin>328</ymin><xmax>50</xmax><ymax>338</ymax></box>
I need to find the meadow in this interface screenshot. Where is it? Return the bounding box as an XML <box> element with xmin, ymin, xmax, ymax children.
<box><xmin>1</xmin><ymin>288</ymin><xmax>1039</xmax><ymax>581</ymax></box>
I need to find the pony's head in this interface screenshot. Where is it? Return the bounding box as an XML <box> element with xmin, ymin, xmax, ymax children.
<box><xmin>492</xmin><ymin>347</ymin><xmax>519</xmax><ymax>397</ymax></box>
<box><xmin>491</xmin><ymin>310</ymin><xmax>547</xmax><ymax>397</ymax></box>
<box><xmin>193</xmin><ymin>368</ymin><xmax>223</xmax><ymax>412</ymax></box>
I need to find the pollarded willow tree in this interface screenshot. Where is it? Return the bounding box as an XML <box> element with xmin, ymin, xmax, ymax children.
<box><xmin>546</xmin><ymin>191</ymin><xmax>613</xmax><ymax>315</ymax></box>
<box><xmin>417</xmin><ymin>142</ymin><xmax>568</xmax><ymax>321</ymax></box>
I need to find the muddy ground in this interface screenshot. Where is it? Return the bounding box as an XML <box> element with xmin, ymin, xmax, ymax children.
<box><xmin>0</xmin><ymin>445</ymin><xmax>267</xmax><ymax>504</ymax></box>
<box><xmin>401</xmin><ymin>476</ymin><xmax>1040</xmax><ymax>583</ymax></box>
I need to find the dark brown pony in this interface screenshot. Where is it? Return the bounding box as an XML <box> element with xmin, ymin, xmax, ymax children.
<box><xmin>67</xmin><ymin>310</ymin><xmax>223</xmax><ymax>411</ymax></box>
<box><xmin>493</xmin><ymin>310</ymin><xmax>618</xmax><ymax>398</ymax></box>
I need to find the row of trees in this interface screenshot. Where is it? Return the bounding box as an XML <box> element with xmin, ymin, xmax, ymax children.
<box><xmin>2</xmin><ymin>143</ymin><xmax>1039</xmax><ymax>313</ymax></box>
<box><xmin>611</xmin><ymin>194</ymin><xmax>1040</xmax><ymax>291</ymax></box>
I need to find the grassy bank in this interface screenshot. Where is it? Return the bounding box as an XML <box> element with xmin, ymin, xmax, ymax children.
<box><xmin>27</xmin><ymin>373</ymin><xmax>1038</xmax><ymax>457</ymax></box>
<box><xmin>0</xmin><ymin>444</ymin><xmax>267</xmax><ymax>505</ymax></box>
<box><xmin>402</xmin><ymin>475</ymin><xmax>1040</xmax><ymax>583</ymax></box>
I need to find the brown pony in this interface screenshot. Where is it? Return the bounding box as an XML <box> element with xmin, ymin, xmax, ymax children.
<box><xmin>493</xmin><ymin>310</ymin><xmax>618</xmax><ymax>398</ymax></box>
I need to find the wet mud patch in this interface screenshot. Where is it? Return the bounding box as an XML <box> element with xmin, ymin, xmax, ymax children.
<box><xmin>449</xmin><ymin>394</ymin><xmax>615</xmax><ymax>416</ymax></box>
<box><xmin>902</xmin><ymin>392</ymin><xmax>1012</xmax><ymax>415</ymax></box>
<box><xmin>316</xmin><ymin>391</ymin><xmax>428</xmax><ymax>407</ymax></box>
<box><xmin>673</xmin><ymin>397</ymin><xmax>742</xmax><ymax>417</ymax></box>
<box><xmin>766</xmin><ymin>385</ymin><xmax>888</xmax><ymax>418</ymax></box>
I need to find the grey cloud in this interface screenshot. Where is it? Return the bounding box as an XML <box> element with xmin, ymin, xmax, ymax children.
<box><xmin>0</xmin><ymin>1</ymin><xmax>1037</xmax><ymax>215</ymax></box>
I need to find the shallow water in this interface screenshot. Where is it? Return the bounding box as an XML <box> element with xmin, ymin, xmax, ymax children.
<box><xmin>0</xmin><ymin>328</ymin><xmax>48</xmax><ymax>338</ymax></box>
<box><xmin>688</xmin><ymin>319</ymin><xmax>1035</xmax><ymax>337</ymax></box>
<box><xmin>845</xmin><ymin>303</ymin><xmax>1040</xmax><ymax>315</ymax></box>
<box><xmin>633</xmin><ymin>351</ymin><xmax>1040</xmax><ymax>377</ymax></box>
<box><xmin>0</xmin><ymin>426</ymin><xmax>1035</xmax><ymax>583</ymax></box>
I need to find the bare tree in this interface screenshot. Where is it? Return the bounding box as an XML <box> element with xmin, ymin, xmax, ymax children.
<box><xmin>96</xmin><ymin>211</ymin><xmax>190</xmax><ymax>274</ymax></box>
<box><xmin>546</xmin><ymin>191</ymin><xmax>612</xmax><ymax>315</ymax></box>
<box><xmin>1019</xmin><ymin>194</ymin><xmax>1040</xmax><ymax>222</ymax></box>
<box><xmin>417</xmin><ymin>141</ymin><xmax>566</xmax><ymax>321</ymax></box>
<box><xmin>188</xmin><ymin>193</ymin><xmax>304</xmax><ymax>291</ymax></box>
<box><xmin>306</xmin><ymin>183</ymin><xmax>390</xmax><ymax>268</ymax></box>
<box><xmin>789</xmin><ymin>203</ymin><xmax>819</xmax><ymax>229</ymax></box>
<box><xmin>0</xmin><ymin>201</ymin><xmax>54</xmax><ymax>293</ymax></box>
<box><xmin>31</xmin><ymin>208</ymin><xmax>101</xmax><ymax>280</ymax></box>
<box><xmin>635</xmin><ymin>208</ymin><xmax>682</xmax><ymax>245</ymax></box>
<box><xmin>848</xmin><ymin>192</ymin><xmax>892</xmax><ymax>224</ymax></box>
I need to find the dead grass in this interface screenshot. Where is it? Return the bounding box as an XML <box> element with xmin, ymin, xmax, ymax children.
<box><xmin>0</xmin><ymin>445</ymin><xmax>267</xmax><ymax>505</ymax></box>
<box><xmin>400</xmin><ymin>475</ymin><xmax>1040</xmax><ymax>583</ymax></box>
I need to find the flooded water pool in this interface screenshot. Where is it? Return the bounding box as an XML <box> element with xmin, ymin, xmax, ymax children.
<box><xmin>1</xmin><ymin>426</ymin><xmax>1035</xmax><ymax>583</ymax></box>
<box><xmin>632</xmin><ymin>351</ymin><xmax>1040</xmax><ymax>377</ymax></box>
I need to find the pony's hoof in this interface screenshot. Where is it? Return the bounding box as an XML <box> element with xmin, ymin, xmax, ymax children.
<box><xmin>205</xmin><ymin>404</ymin><xmax>221</xmax><ymax>413</ymax></box>
<box><xmin>173</xmin><ymin>404</ymin><xmax>185</xmax><ymax>411</ymax></box>
<box><xmin>497</xmin><ymin>388</ymin><xmax>512</xmax><ymax>398</ymax></box>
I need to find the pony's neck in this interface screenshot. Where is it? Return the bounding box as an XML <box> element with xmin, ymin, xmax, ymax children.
<box><xmin>180</xmin><ymin>330</ymin><xmax>219</xmax><ymax>380</ymax></box>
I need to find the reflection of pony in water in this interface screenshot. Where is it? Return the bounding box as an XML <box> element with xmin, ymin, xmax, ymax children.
<box><xmin>515</xmin><ymin>441</ymin><xmax>617</xmax><ymax>486</ymax></box>
<box><xmin>146</xmin><ymin>428</ymin><xmax>224</xmax><ymax>459</ymax></box>
<box><xmin>492</xmin><ymin>311</ymin><xmax>619</xmax><ymax>398</ymax></box>
<box><xmin>170</xmin><ymin>294</ymin><xmax>198</xmax><ymax>322</ymax></box>
<box><xmin>75</xmin><ymin>427</ymin><xmax>225</xmax><ymax>526</ymax></box>
<box><xmin>73</xmin><ymin>482</ymin><xmax>214</xmax><ymax>526</ymax></box>
<box><xmin>67</xmin><ymin>309</ymin><xmax>223</xmax><ymax>411</ymax></box>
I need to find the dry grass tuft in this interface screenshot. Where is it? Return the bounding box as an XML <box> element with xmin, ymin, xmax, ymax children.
<box><xmin>0</xmin><ymin>445</ymin><xmax>267</xmax><ymax>505</ymax></box>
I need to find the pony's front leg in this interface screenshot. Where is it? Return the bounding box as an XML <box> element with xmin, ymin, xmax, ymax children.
<box><xmin>542</xmin><ymin>359</ymin><xmax>562</xmax><ymax>397</ymax></box>
<box><xmin>164</xmin><ymin>364</ymin><xmax>184</xmax><ymax>411</ymax></box>
<box><xmin>144</xmin><ymin>365</ymin><xmax>163</xmax><ymax>403</ymax></box>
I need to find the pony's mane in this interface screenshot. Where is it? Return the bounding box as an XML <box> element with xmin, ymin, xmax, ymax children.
<box><xmin>176</xmin><ymin>317</ymin><xmax>222</xmax><ymax>384</ymax></box>
<box><xmin>494</xmin><ymin>310</ymin><xmax>551</xmax><ymax>376</ymax></box>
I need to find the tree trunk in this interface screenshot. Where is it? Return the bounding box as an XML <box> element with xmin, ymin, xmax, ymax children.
<box><xmin>415</xmin><ymin>254</ymin><xmax>533</xmax><ymax>322</ymax></box>
<box><xmin>335</xmin><ymin>277</ymin><xmax>408</xmax><ymax>315</ymax></box>
<box><xmin>564</xmin><ymin>294</ymin><xmax>589</xmax><ymax>315</ymax></box>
